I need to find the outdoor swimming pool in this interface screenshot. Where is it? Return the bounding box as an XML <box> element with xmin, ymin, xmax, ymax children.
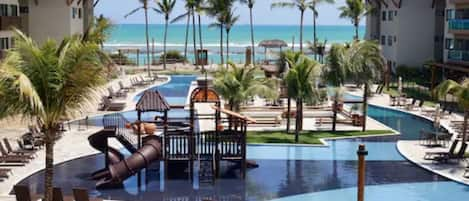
<box><xmin>15</xmin><ymin>78</ymin><xmax>469</xmax><ymax>201</ymax></box>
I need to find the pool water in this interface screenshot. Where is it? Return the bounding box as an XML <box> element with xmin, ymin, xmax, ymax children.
<box><xmin>15</xmin><ymin>81</ymin><xmax>469</xmax><ymax>201</ymax></box>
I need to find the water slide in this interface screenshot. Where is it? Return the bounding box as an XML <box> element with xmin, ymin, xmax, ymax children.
<box><xmin>88</xmin><ymin>130</ymin><xmax>163</xmax><ymax>189</ymax></box>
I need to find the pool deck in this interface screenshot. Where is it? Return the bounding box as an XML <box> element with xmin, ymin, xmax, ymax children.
<box><xmin>348</xmin><ymin>85</ymin><xmax>469</xmax><ymax>186</ymax></box>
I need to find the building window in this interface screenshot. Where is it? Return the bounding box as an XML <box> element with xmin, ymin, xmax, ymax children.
<box><xmin>78</xmin><ymin>8</ymin><xmax>82</xmax><ymax>19</ymax></box>
<box><xmin>446</xmin><ymin>9</ymin><xmax>455</xmax><ymax>21</ymax></box>
<box><xmin>381</xmin><ymin>35</ymin><xmax>386</xmax><ymax>45</ymax></box>
<box><xmin>394</xmin><ymin>11</ymin><xmax>398</xmax><ymax>16</ymax></box>
<box><xmin>19</xmin><ymin>6</ymin><xmax>28</xmax><ymax>14</ymax></box>
<box><xmin>445</xmin><ymin>38</ymin><xmax>454</xmax><ymax>49</ymax></box>
<box><xmin>0</xmin><ymin>4</ymin><xmax>8</xmax><ymax>16</ymax></box>
<box><xmin>72</xmin><ymin>7</ymin><xmax>77</xmax><ymax>19</ymax></box>
<box><xmin>388</xmin><ymin>10</ymin><xmax>393</xmax><ymax>21</ymax></box>
<box><xmin>382</xmin><ymin>11</ymin><xmax>386</xmax><ymax>21</ymax></box>
<box><xmin>10</xmin><ymin>5</ymin><xmax>17</xmax><ymax>16</ymax></box>
<box><xmin>0</xmin><ymin>37</ymin><xmax>9</xmax><ymax>50</ymax></box>
<box><xmin>394</xmin><ymin>36</ymin><xmax>397</xmax><ymax>42</ymax></box>
<box><xmin>387</xmin><ymin>36</ymin><xmax>393</xmax><ymax>46</ymax></box>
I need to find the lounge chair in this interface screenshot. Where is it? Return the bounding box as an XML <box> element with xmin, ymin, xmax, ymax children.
<box><xmin>53</xmin><ymin>187</ymin><xmax>74</xmax><ymax>201</ymax></box>
<box><xmin>14</xmin><ymin>185</ymin><xmax>42</xmax><ymax>201</ymax></box>
<box><xmin>73</xmin><ymin>188</ymin><xmax>103</xmax><ymax>201</ymax></box>
<box><xmin>0</xmin><ymin>142</ymin><xmax>33</xmax><ymax>160</ymax></box>
<box><xmin>101</xmin><ymin>97</ymin><xmax>126</xmax><ymax>111</ymax></box>
<box><xmin>0</xmin><ymin>168</ymin><xmax>11</xmax><ymax>179</ymax></box>
<box><xmin>107</xmin><ymin>87</ymin><xmax>127</xmax><ymax>99</ymax></box>
<box><xmin>138</xmin><ymin>76</ymin><xmax>153</xmax><ymax>85</ymax></box>
<box><xmin>118</xmin><ymin>81</ymin><xmax>135</xmax><ymax>92</ymax></box>
<box><xmin>3</xmin><ymin>138</ymin><xmax>36</xmax><ymax>156</ymax></box>
<box><xmin>405</xmin><ymin>98</ymin><xmax>417</xmax><ymax>110</ymax></box>
<box><xmin>424</xmin><ymin>140</ymin><xmax>459</xmax><ymax>160</ymax></box>
<box><xmin>432</xmin><ymin>143</ymin><xmax>468</xmax><ymax>163</ymax></box>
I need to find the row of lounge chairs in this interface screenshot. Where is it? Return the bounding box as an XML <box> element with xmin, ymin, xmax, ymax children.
<box><xmin>423</xmin><ymin>139</ymin><xmax>469</xmax><ymax>178</ymax></box>
<box><xmin>0</xmin><ymin>138</ymin><xmax>39</xmax><ymax>182</ymax></box>
<box><xmin>99</xmin><ymin>75</ymin><xmax>160</xmax><ymax>111</ymax></box>
<box><xmin>14</xmin><ymin>185</ymin><xmax>101</xmax><ymax>201</ymax></box>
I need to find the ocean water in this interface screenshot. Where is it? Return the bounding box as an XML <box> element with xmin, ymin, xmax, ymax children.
<box><xmin>105</xmin><ymin>24</ymin><xmax>365</xmax><ymax>64</ymax></box>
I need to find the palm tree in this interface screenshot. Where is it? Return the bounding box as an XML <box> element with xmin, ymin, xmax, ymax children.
<box><xmin>323</xmin><ymin>43</ymin><xmax>347</xmax><ymax>87</ymax></box>
<box><xmin>309</xmin><ymin>0</ymin><xmax>334</xmax><ymax>59</ymax></box>
<box><xmin>240</xmin><ymin>0</ymin><xmax>256</xmax><ymax>64</ymax></box>
<box><xmin>338</xmin><ymin>0</ymin><xmax>372</xmax><ymax>40</ymax></box>
<box><xmin>279</xmin><ymin>50</ymin><xmax>303</xmax><ymax>133</ymax></box>
<box><xmin>271</xmin><ymin>0</ymin><xmax>312</xmax><ymax>53</ymax></box>
<box><xmin>172</xmin><ymin>1</ymin><xmax>193</xmax><ymax>61</ymax></box>
<box><xmin>0</xmin><ymin>31</ymin><xmax>106</xmax><ymax>201</ymax></box>
<box><xmin>154</xmin><ymin>0</ymin><xmax>176</xmax><ymax>70</ymax></box>
<box><xmin>285</xmin><ymin>54</ymin><xmax>322</xmax><ymax>142</ymax></box>
<box><xmin>125</xmin><ymin>0</ymin><xmax>157</xmax><ymax>77</ymax></box>
<box><xmin>435</xmin><ymin>79</ymin><xmax>469</xmax><ymax>143</ymax></box>
<box><xmin>206</xmin><ymin>0</ymin><xmax>235</xmax><ymax>64</ymax></box>
<box><xmin>213</xmin><ymin>62</ymin><xmax>277</xmax><ymax>111</ymax></box>
<box><xmin>347</xmin><ymin>40</ymin><xmax>384</xmax><ymax>131</ymax></box>
<box><xmin>224</xmin><ymin>10</ymin><xmax>239</xmax><ymax>65</ymax></box>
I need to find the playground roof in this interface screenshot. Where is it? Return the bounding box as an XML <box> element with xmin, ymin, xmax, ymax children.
<box><xmin>136</xmin><ymin>90</ymin><xmax>171</xmax><ymax>112</ymax></box>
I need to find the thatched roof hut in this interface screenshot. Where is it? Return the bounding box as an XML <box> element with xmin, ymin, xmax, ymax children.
<box><xmin>258</xmin><ymin>39</ymin><xmax>288</xmax><ymax>49</ymax></box>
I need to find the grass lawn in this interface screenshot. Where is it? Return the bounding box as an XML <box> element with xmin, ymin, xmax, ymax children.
<box><xmin>247</xmin><ymin>130</ymin><xmax>395</xmax><ymax>145</ymax></box>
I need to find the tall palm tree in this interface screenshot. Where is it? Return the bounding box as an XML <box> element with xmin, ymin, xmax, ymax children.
<box><xmin>323</xmin><ymin>43</ymin><xmax>347</xmax><ymax>87</ymax></box>
<box><xmin>154</xmin><ymin>0</ymin><xmax>176</xmax><ymax>70</ymax></box>
<box><xmin>224</xmin><ymin>10</ymin><xmax>239</xmax><ymax>65</ymax></box>
<box><xmin>309</xmin><ymin>0</ymin><xmax>334</xmax><ymax>59</ymax></box>
<box><xmin>285</xmin><ymin>54</ymin><xmax>322</xmax><ymax>142</ymax></box>
<box><xmin>83</xmin><ymin>15</ymin><xmax>113</xmax><ymax>49</ymax></box>
<box><xmin>207</xmin><ymin>0</ymin><xmax>235</xmax><ymax>64</ymax></box>
<box><xmin>279</xmin><ymin>50</ymin><xmax>303</xmax><ymax>133</ymax></box>
<box><xmin>125</xmin><ymin>0</ymin><xmax>156</xmax><ymax>77</ymax></box>
<box><xmin>338</xmin><ymin>0</ymin><xmax>372</xmax><ymax>40</ymax></box>
<box><xmin>240</xmin><ymin>0</ymin><xmax>256</xmax><ymax>64</ymax></box>
<box><xmin>213</xmin><ymin>62</ymin><xmax>277</xmax><ymax>111</ymax></box>
<box><xmin>172</xmin><ymin>0</ymin><xmax>196</xmax><ymax>62</ymax></box>
<box><xmin>271</xmin><ymin>0</ymin><xmax>312</xmax><ymax>53</ymax></box>
<box><xmin>435</xmin><ymin>79</ymin><xmax>469</xmax><ymax>143</ymax></box>
<box><xmin>0</xmin><ymin>31</ymin><xmax>106</xmax><ymax>201</ymax></box>
<box><xmin>347</xmin><ymin>40</ymin><xmax>384</xmax><ymax>131</ymax></box>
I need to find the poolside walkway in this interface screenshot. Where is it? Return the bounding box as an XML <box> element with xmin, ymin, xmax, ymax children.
<box><xmin>349</xmin><ymin>85</ymin><xmax>469</xmax><ymax>185</ymax></box>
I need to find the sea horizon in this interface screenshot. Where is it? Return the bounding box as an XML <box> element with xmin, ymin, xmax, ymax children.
<box><xmin>105</xmin><ymin>24</ymin><xmax>366</xmax><ymax>64</ymax></box>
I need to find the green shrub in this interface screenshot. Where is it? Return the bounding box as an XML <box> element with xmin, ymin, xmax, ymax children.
<box><xmin>109</xmin><ymin>53</ymin><xmax>135</xmax><ymax>65</ymax></box>
<box><xmin>160</xmin><ymin>50</ymin><xmax>185</xmax><ymax>61</ymax></box>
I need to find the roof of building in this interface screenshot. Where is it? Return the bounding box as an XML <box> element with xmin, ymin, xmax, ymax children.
<box><xmin>258</xmin><ymin>39</ymin><xmax>288</xmax><ymax>48</ymax></box>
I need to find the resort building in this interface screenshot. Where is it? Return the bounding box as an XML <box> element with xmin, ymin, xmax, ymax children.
<box><xmin>0</xmin><ymin>0</ymin><xmax>93</xmax><ymax>58</ymax></box>
<box><xmin>0</xmin><ymin>0</ymin><xmax>20</xmax><ymax>57</ymax></box>
<box><xmin>365</xmin><ymin>0</ymin><xmax>439</xmax><ymax>70</ymax></box>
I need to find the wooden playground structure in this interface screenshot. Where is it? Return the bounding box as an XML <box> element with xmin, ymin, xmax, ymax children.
<box><xmin>90</xmin><ymin>86</ymin><xmax>254</xmax><ymax>188</ymax></box>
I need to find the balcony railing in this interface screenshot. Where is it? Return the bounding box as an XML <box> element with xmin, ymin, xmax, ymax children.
<box><xmin>0</xmin><ymin>16</ymin><xmax>21</xmax><ymax>30</ymax></box>
<box><xmin>450</xmin><ymin>0</ymin><xmax>469</xmax><ymax>4</ymax></box>
<box><xmin>448</xmin><ymin>50</ymin><xmax>469</xmax><ymax>62</ymax></box>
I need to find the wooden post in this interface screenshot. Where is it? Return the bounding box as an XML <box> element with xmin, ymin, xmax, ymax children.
<box><xmin>152</xmin><ymin>38</ymin><xmax>155</xmax><ymax>65</ymax></box>
<box><xmin>287</xmin><ymin>98</ymin><xmax>291</xmax><ymax>133</ymax></box>
<box><xmin>362</xmin><ymin>84</ymin><xmax>368</xmax><ymax>132</ymax></box>
<box><xmin>136</xmin><ymin>111</ymin><xmax>142</xmax><ymax>188</ymax></box>
<box><xmin>357</xmin><ymin>144</ymin><xmax>368</xmax><ymax>201</ymax></box>
<box><xmin>332</xmin><ymin>99</ymin><xmax>338</xmax><ymax>132</ymax></box>
<box><xmin>137</xmin><ymin>49</ymin><xmax>140</xmax><ymax>67</ymax></box>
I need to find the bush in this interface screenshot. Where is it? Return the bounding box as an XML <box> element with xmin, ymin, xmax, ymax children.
<box><xmin>109</xmin><ymin>53</ymin><xmax>135</xmax><ymax>65</ymax></box>
<box><xmin>159</xmin><ymin>50</ymin><xmax>185</xmax><ymax>61</ymax></box>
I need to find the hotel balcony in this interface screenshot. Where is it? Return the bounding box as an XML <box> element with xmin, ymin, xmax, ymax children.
<box><xmin>448</xmin><ymin>19</ymin><xmax>469</xmax><ymax>35</ymax></box>
<box><xmin>447</xmin><ymin>50</ymin><xmax>469</xmax><ymax>65</ymax></box>
<box><xmin>450</xmin><ymin>0</ymin><xmax>469</xmax><ymax>5</ymax></box>
<box><xmin>0</xmin><ymin>16</ymin><xmax>21</xmax><ymax>30</ymax></box>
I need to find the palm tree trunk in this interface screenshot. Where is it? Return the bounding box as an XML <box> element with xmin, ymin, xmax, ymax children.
<box><xmin>249</xmin><ymin>7</ymin><xmax>255</xmax><ymax>64</ymax></box>
<box><xmin>287</xmin><ymin>98</ymin><xmax>291</xmax><ymax>133</ymax></box>
<box><xmin>295</xmin><ymin>98</ymin><xmax>300</xmax><ymax>143</ymax></box>
<box><xmin>144</xmin><ymin>8</ymin><xmax>151</xmax><ymax>77</ymax></box>
<box><xmin>362</xmin><ymin>83</ymin><xmax>368</xmax><ymax>132</ymax></box>
<box><xmin>220</xmin><ymin>25</ymin><xmax>224</xmax><ymax>65</ymax></box>
<box><xmin>354</xmin><ymin>18</ymin><xmax>359</xmax><ymax>40</ymax></box>
<box><xmin>226</xmin><ymin>30</ymin><xmax>230</xmax><ymax>67</ymax></box>
<box><xmin>299</xmin><ymin>98</ymin><xmax>303</xmax><ymax>131</ymax></box>
<box><xmin>43</xmin><ymin>129</ymin><xmax>56</xmax><ymax>201</ymax></box>
<box><xmin>198</xmin><ymin>14</ymin><xmax>203</xmax><ymax>50</ymax></box>
<box><xmin>184</xmin><ymin>14</ymin><xmax>190</xmax><ymax>61</ymax></box>
<box><xmin>313</xmin><ymin>9</ymin><xmax>317</xmax><ymax>60</ymax></box>
<box><xmin>192</xmin><ymin>9</ymin><xmax>198</xmax><ymax>69</ymax></box>
<box><xmin>163</xmin><ymin>19</ymin><xmax>168</xmax><ymax>70</ymax></box>
<box><xmin>299</xmin><ymin>10</ymin><xmax>304</xmax><ymax>53</ymax></box>
<box><xmin>463</xmin><ymin>110</ymin><xmax>468</xmax><ymax>143</ymax></box>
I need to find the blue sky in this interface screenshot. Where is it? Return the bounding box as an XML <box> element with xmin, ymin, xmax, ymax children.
<box><xmin>95</xmin><ymin>0</ymin><xmax>358</xmax><ymax>25</ymax></box>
